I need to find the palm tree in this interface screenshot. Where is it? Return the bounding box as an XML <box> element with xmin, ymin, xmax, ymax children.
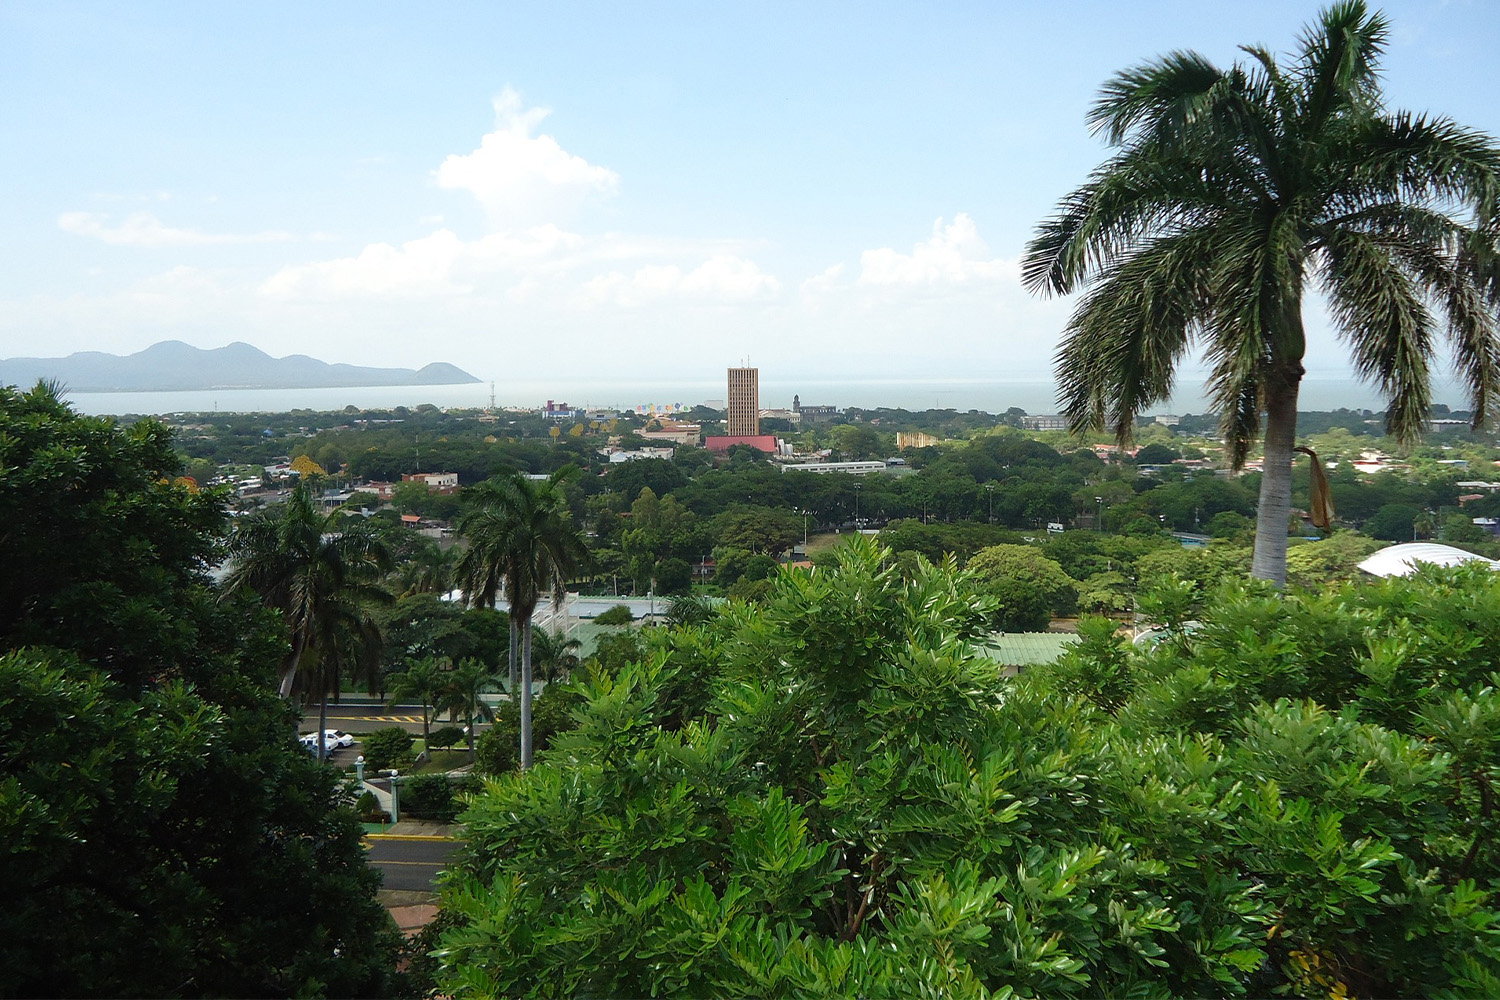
<box><xmin>303</xmin><ymin>604</ymin><xmax>385</xmax><ymax>761</ymax></box>
<box><xmin>386</xmin><ymin>655</ymin><xmax>448</xmax><ymax>761</ymax></box>
<box><xmin>664</xmin><ymin>593</ymin><xmax>715</xmax><ymax>628</ymax></box>
<box><xmin>529</xmin><ymin>628</ymin><xmax>582</xmax><ymax>685</ymax></box>
<box><xmin>222</xmin><ymin>484</ymin><xmax>393</xmax><ymax>697</ymax></box>
<box><xmin>455</xmin><ymin>466</ymin><xmax>587</xmax><ymax>768</ymax></box>
<box><xmin>392</xmin><ymin>538</ymin><xmax>460</xmax><ymax>598</ymax></box>
<box><xmin>439</xmin><ymin>657</ymin><xmax>501</xmax><ymax>755</ymax></box>
<box><xmin>1023</xmin><ymin>1</ymin><xmax>1500</xmax><ymax>586</ymax></box>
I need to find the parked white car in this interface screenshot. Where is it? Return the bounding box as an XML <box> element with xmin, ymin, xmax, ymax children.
<box><xmin>299</xmin><ymin>730</ymin><xmax>356</xmax><ymax>752</ymax></box>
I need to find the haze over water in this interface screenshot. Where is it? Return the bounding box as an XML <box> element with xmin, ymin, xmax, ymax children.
<box><xmin>64</xmin><ymin>373</ymin><xmax>1471</xmax><ymax>419</ymax></box>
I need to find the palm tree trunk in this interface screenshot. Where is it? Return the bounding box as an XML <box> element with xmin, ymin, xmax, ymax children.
<box><xmin>508</xmin><ymin>619</ymin><xmax>518</xmax><ymax>697</ymax></box>
<box><xmin>318</xmin><ymin>692</ymin><xmax>329</xmax><ymax>761</ymax></box>
<box><xmin>1252</xmin><ymin>373</ymin><xmax>1302</xmax><ymax>586</ymax></box>
<box><xmin>520</xmin><ymin>619</ymin><xmax>534</xmax><ymax>769</ymax></box>
<box><xmin>278</xmin><ymin>639</ymin><xmax>305</xmax><ymax>699</ymax></box>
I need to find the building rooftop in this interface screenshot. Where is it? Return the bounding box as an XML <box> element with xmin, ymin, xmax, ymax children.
<box><xmin>1357</xmin><ymin>542</ymin><xmax>1500</xmax><ymax>578</ymax></box>
<box><xmin>979</xmin><ymin>632</ymin><xmax>1080</xmax><ymax>667</ymax></box>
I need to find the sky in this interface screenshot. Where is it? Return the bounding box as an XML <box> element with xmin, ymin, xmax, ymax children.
<box><xmin>1</xmin><ymin>0</ymin><xmax>1497</xmax><ymax>391</ymax></box>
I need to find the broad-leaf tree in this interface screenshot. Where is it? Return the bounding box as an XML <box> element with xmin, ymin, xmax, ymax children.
<box><xmin>1024</xmin><ymin>1</ymin><xmax>1500</xmax><ymax>584</ymax></box>
<box><xmin>0</xmin><ymin>383</ymin><xmax>399</xmax><ymax>996</ymax></box>
<box><xmin>431</xmin><ymin>539</ymin><xmax>1500</xmax><ymax>997</ymax></box>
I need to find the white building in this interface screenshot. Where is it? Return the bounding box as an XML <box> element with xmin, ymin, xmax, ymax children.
<box><xmin>607</xmin><ymin>447</ymin><xmax>677</xmax><ymax>463</ymax></box>
<box><xmin>780</xmin><ymin>460</ymin><xmax>889</xmax><ymax>475</ymax></box>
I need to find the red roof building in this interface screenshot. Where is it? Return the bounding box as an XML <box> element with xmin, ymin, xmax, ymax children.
<box><xmin>704</xmin><ymin>434</ymin><xmax>779</xmax><ymax>454</ymax></box>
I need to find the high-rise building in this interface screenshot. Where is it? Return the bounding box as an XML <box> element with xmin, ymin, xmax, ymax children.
<box><xmin>726</xmin><ymin>366</ymin><xmax>759</xmax><ymax>436</ymax></box>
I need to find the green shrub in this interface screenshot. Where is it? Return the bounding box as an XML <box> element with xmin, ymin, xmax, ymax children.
<box><xmin>362</xmin><ymin>726</ymin><xmax>414</xmax><ymax>772</ymax></box>
<box><xmin>439</xmin><ymin>541</ymin><xmax>1500</xmax><ymax>998</ymax></box>
<box><xmin>593</xmin><ymin>604</ymin><xmax>635</xmax><ymax>626</ymax></box>
<box><xmin>473</xmin><ymin>686</ymin><xmax>582</xmax><ymax>776</ymax></box>
<box><xmin>426</xmin><ymin>725</ymin><xmax>466</xmax><ymax>750</ymax></box>
<box><xmin>355</xmin><ymin>790</ymin><xmax>388</xmax><ymax>824</ymax></box>
<box><xmin>400</xmin><ymin>774</ymin><xmax>477</xmax><ymax>823</ymax></box>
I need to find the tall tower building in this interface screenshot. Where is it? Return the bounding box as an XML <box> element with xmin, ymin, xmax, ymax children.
<box><xmin>726</xmin><ymin>366</ymin><xmax>759</xmax><ymax>436</ymax></box>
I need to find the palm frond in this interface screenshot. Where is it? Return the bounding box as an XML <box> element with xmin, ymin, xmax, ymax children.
<box><xmin>1054</xmin><ymin>229</ymin><xmax>1214</xmax><ymax>440</ymax></box>
<box><xmin>1296</xmin><ymin>0</ymin><xmax>1386</xmax><ymax>128</ymax></box>
<box><xmin>1320</xmin><ymin>229</ymin><xmax>1434</xmax><ymax>442</ymax></box>
<box><xmin>1088</xmin><ymin>51</ymin><xmax>1226</xmax><ymax>145</ymax></box>
<box><xmin>1342</xmin><ymin>113</ymin><xmax>1500</xmax><ymax>213</ymax></box>
<box><xmin>1023</xmin><ymin>152</ymin><xmax>1230</xmax><ymax>295</ymax></box>
<box><xmin>1399</xmin><ymin>225</ymin><xmax>1500</xmax><ymax>430</ymax></box>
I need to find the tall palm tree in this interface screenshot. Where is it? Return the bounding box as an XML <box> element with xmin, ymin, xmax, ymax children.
<box><xmin>455</xmin><ymin>466</ymin><xmax>587</xmax><ymax>768</ymax></box>
<box><xmin>222</xmin><ymin>484</ymin><xmax>393</xmax><ymax>697</ymax></box>
<box><xmin>1023</xmin><ymin>1</ymin><xmax>1500</xmax><ymax>585</ymax></box>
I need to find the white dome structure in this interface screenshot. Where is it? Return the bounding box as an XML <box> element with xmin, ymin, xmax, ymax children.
<box><xmin>1356</xmin><ymin>542</ymin><xmax>1500</xmax><ymax>578</ymax></box>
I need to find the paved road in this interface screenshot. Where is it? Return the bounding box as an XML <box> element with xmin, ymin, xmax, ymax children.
<box><xmin>302</xmin><ymin>703</ymin><xmax>495</xmax><ymax>736</ymax></box>
<box><xmin>366</xmin><ymin>836</ymin><xmax>463</xmax><ymax>893</ymax></box>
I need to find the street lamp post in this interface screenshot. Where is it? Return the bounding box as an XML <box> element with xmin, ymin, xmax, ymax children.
<box><xmin>1095</xmin><ymin>496</ymin><xmax>1103</xmax><ymax>532</ymax></box>
<box><xmin>854</xmin><ymin>483</ymin><xmax>862</xmax><ymax>527</ymax></box>
<box><xmin>985</xmin><ymin>482</ymin><xmax>995</xmax><ymax>523</ymax></box>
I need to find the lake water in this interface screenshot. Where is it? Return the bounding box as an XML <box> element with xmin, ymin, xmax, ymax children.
<box><xmin>62</xmin><ymin>373</ymin><xmax>1471</xmax><ymax>418</ymax></box>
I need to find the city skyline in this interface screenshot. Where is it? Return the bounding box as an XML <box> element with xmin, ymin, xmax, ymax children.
<box><xmin>3</xmin><ymin>2</ymin><xmax>1497</xmax><ymax>392</ymax></box>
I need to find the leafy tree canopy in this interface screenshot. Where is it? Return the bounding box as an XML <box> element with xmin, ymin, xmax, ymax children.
<box><xmin>431</xmin><ymin>539</ymin><xmax>1500</xmax><ymax>998</ymax></box>
<box><xmin>0</xmin><ymin>383</ymin><xmax>399</xmax><ymax>997</ymax></box>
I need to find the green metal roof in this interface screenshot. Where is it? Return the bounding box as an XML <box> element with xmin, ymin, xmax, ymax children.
<box><xmin>979</xmin><ymin>632</ymin><xmax>1080</xmax><ymax>667</ymax></box>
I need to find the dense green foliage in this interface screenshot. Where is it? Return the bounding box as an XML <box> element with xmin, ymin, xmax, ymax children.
<box><xmin>401</xmin><ymin>774</ymin><xmax>480</xmax><ymax>822</ymax></box>
<box><xmin>363</xmin><ymin>725</ymin><xmax>417</xmax><ymax>772</ymax></box>
<box><xmin>473</xmin><ymin>685</ymin><xmax>583</xmax><ymax>776</ymax></box>
<box><xmin>433</xmin><ymin>539</ymin><xmax>1500</xmax><ymax>997</ymax></box>
<box><xmin>0</xmin><ymin>384</ymin><xmax>399</xmax><ymax>997</ymax></box>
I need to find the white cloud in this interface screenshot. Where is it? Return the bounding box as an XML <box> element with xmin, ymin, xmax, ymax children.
<box><xmin>434</xmin><ymin>88</ymin><xmax>619</xmax><ymax>229</ymax></box>
<box><xmin>799</xmin><ymin>262</ymin><xmax>845</xmax><ymax>297</ymax></box>
<box><xmin>58</xmin><ymin>211</ymin><xmax>294</xmax><ymax>247</ymax></box>
<box><xmin>581</xmin><ymin>255</ymin><xmax>780</xmax><ymax>307</ymax></box>
<box><xmin>261</xmin><ymin>224</ymin><xmax>594</xmax><ymax>300</ymax></box>
<box><xmin>857</xmin><ymin>213</ymin><xmax>1011</xmax><ymax>287</ymax></box>
<box><xmin>262</xmin><ymin>229</ymin><xmax>471</xmax><ymax>298</ymax></box>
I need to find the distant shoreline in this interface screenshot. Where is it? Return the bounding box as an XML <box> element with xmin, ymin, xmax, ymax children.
<box><xmin>54</xmin><ymin>374</ymin><xmax>1477</xmax><ymax>419</ymax></box>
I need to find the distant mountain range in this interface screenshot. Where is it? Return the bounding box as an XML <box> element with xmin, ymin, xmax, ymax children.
<box><xmin>0</xmin><ymin>341</ymin><xmax>480</xmax><ymax>392</ymax></box>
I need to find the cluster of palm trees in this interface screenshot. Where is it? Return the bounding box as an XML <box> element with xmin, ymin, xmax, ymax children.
<box><xmin>221</xmin><ymin>467</ymin><xmax>587</xmax><ymax>769</ymax></box>
<box><xmin>384</xmin><ymin>655</ymin><xmax>498</xmax><ymax>758</ymax></box>
<box><xmin>1026</xmin><ymin>0</ymin><xmax>1500</xmax><ymax>586</ymax></box>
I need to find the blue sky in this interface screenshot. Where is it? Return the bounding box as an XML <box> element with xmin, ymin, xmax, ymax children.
<box><xmin>1</xmin><ymin>1</ymin><xmax>1496</xmax><ymax>388</ymax></box>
